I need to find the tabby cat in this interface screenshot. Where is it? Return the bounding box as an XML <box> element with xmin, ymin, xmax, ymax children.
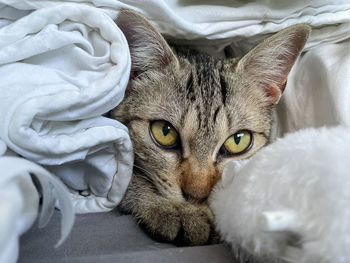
<box><xmin>112</xmin><ymin>10</ymin><xmax>310</xmax><ymax>246</ymax></box>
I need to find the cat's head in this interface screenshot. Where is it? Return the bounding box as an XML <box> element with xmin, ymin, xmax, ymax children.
<box><xmin>113</xmin><ymin>10</ymin><xmax>310</xmax><ymax>202</ymax></box>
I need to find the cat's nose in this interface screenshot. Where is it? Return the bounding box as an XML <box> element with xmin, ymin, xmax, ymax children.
<box><xmin>180</xmin><ymin>171</ymin><xmax>220</xmax><ymax>203</ymax></box>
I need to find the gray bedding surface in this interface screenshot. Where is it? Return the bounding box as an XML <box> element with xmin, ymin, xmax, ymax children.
<box><xmin>19</xmin><ymin>210</ymin><xmax>235</xmax><ymax>263</ymax></box>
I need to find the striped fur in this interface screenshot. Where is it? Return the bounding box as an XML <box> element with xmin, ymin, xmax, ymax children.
<box><xmin>112</xmin><ymin>10</ymin><xmax>310</xmax><ymax>246</ymax></box>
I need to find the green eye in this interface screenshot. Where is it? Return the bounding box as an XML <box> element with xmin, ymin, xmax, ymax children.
<box><xmin>150</xmin><ymin>121</ymin><xmax>179</xmax><ymax>148</ymax></box>
<box><xmin>222</xmin><ymin>130</ymin><xmax>252</xmax><ymax>155</ymax></box>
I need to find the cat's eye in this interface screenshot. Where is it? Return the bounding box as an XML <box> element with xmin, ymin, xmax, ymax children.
<box><xmin>150</xmin><ymin>120</ymin><xmax>179</xmax><ymax>148</ymax></box>
<box><xmin>221</xmin><ymin>130</ymin><xmax>252</xmax><ymax>155</ymax></box>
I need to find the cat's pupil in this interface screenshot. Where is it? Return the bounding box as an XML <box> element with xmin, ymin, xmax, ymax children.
<box><xmin>234</xmin><ymin>133</ymin><xmax>243</xmax><ymax>145</ymax></box>
<box><xmin>162</xmin><ymin>125</ymin><xmax>171</xmax><ymax>136</ymax></box>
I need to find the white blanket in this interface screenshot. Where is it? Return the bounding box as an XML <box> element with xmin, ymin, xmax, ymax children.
<box><xmin>0</xmin><ymin>2</ymin><xmax>133</xmax><ymax>213</ymax></box>
<box><xmin>0</xmin><ymin>140</ymin><xmax>74</xmax><ymax>263</ymax></box>
<box><xmin>277</xmin><ymin>39</ymin><xmax>350</xmax><ymax>135</ymax></box>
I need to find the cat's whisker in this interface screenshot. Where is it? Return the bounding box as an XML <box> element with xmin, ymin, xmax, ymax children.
<box><xmin>136</xmin><ymin>173</ymin><xmax>155</xmax><ymax>185</ymax></box>
<box><xmin>133</xmin><ymin>164</ymin><xmax>173</xmax><ymax>192</ymax></box>
<box><xmin>133</xmin><ymin>164</ymin><xmax>152</xmax><ymax>176</ymax></box>
<box><xmin>133</xmin><ymin>170</ymin><xmax>154</xmax><ymax>183</ymax></box>
<box><xmin>133</xmin><ymin>164</ymin><xmax>155</xmax><ymax>184</ymax></box>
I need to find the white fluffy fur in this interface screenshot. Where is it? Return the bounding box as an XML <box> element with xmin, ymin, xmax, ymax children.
<box><xmin>210</xmin><ymin>126</ymin><xmax>350</xmax><ymax>263</ymax></box>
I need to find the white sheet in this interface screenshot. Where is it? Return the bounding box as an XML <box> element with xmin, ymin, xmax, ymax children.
<box><xmin>0</xmin><ymin>3</ymin><xmax>133</xmax><ymax>213</ymax></box>
<box><xmin>3</xmin><ymin>1</ymin><xmax>350</xmax><ymax>51</ymax></box>
<box><xmin>0</xmin><ymin>140</ymin><xmax>74</xmax><ymax>263</ymax></box>
<box><xmin>276</xmin><ymin>39</ymin><xmax>350</xmax><ymax>135</ymax></box>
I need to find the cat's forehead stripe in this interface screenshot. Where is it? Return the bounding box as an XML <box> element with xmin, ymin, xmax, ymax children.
<box><xmin>185</xmin><ymin>55</ymin><xmax>226</xmax><ymax>133</ymax></box>
<box><xmin>219</xmin><ymin>75</ymin><xmax>227</xmax><ymax>106</ymax></box>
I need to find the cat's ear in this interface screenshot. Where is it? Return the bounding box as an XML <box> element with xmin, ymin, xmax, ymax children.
<box><xmin>116</xmin><ymin>10</ymin><xmax>177</xmax><ymax>76</ymax></box>
<box><xmin>238</xmin><ymin>24</ymin><xmax>311</xmax><ymax>104</ymax></box>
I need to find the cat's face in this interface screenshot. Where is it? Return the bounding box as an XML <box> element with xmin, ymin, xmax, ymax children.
<box><xmin>113</xmin><ymin>54</ymin><xmax>273</xmax><ymax>202</ymax></box>
<box><xmin>113</xmin><ymin>10</ymin><xmax>310</xmax><ymax>202</ymax></box>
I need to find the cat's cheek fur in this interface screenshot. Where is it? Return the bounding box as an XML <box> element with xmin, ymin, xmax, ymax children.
<box><xmin>128</xmin><ymin>121</ymin><xmax>184</xmax><ymax>199</ymax></box>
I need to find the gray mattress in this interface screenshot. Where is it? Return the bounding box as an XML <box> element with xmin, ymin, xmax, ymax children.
<box><xmin>19</xmin><ymin>210</ymin><xmax>235</xmax><ymax>263</ymax></box>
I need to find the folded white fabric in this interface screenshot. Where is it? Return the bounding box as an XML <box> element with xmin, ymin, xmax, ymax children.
<box><xmin>210</xmin><ymin>126</ymin><xmax>350</xmax><ymax>263</ymax></box>
<box><xmin>4</xmin><ymin>0</ymin><xmax>350</xmax><ymax>52</ymax></box>
<box><xmin>277</xmin><ymin>38</ymin><xmax>350</xmax><ymax>135</ymax></box>
<box><xmin>0</xmin><ymin>140</ymin><xmax>74</xmax><ymax>263</ymax></box>
<box><xmin>0</xmin><ymin>2</ymin><xmax>133</xmax><ymax>213</ymax></box>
